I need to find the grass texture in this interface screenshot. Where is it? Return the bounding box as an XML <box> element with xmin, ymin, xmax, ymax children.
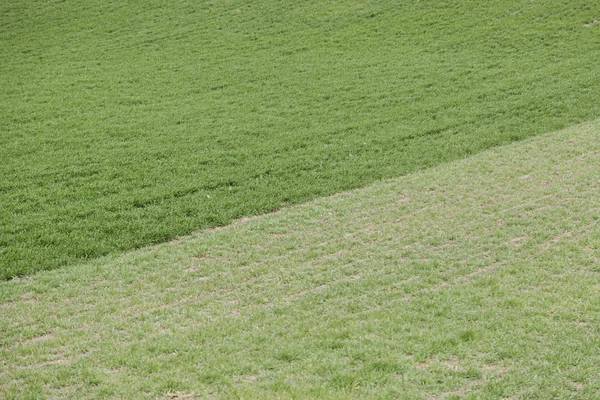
<box><xmin>1</xmin><ymin>120</ymin><xmax>600</xmax><ymax>398</ymax></box>
<box><xmin>2</xmin><ymin>0</ymin><xmax>600</xmax><ymax>278</ymax></box>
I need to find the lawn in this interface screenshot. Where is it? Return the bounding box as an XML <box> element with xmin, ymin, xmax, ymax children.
<box><xmin>1</xmin><ymin>120</ymin><xmax>599</xmax><ymax>398</ymax></box>
<box><xmin>2</xmin><ymin>0</ymin><xmax>600</xmax><ymax>278</ymax></box>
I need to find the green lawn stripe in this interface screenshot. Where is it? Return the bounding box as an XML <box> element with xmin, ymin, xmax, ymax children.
<box><xmin>2</xmin><ymin>0</ymin><xmax>600</xmax><ymax>278</ymax></box>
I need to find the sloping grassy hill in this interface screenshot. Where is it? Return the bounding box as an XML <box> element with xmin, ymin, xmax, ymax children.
<box><xmin>2</xmin><ymin>0</ymin><xmax>600</xmax><ymax>278</ymax></box>
<box><xmin>1</xmin><ymin>120</ymin><xmax>599</xmax><ymax>398</ymax></box>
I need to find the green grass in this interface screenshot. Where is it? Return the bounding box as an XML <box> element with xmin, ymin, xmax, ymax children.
<box><xmin>1</xmin><ymin>120</ymin><xmax>600</xmax><ymax>398</ymax></box>
<box><xmin>2</xmin><ymin>0</ymin><xmax>600</xmax><ymax>278</ymax></box>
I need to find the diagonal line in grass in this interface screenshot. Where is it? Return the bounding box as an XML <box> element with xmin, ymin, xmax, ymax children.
<box><xmin>1</xmin><ymin>119</ymin><xmax>600</xmax><ymax>398</ymax></box>
<box><xmin>2</xmin><ymin>0</ymin><xmax>600</xmax><ymax>278</ymax></box>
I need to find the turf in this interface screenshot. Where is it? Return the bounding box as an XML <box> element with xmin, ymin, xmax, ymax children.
<box><xmin>2</xmin><ymin>0</ymin><xmax>600</xmax><ymax>278</ymax></box>
<box><xmin>1</xmin><ymin>120</ymin><xmax>600</xmax><ymax>398</ymax></box>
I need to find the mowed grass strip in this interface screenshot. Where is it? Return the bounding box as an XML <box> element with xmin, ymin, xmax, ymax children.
<box><xmin>1</xmin><ymin>120</ymin><xmax>600</xmax><ymax>399</ymax></box>
<box><xmin>2</xmin><ymin>0</ymin><xmax>600</xmax><ymax>278</ymax></box>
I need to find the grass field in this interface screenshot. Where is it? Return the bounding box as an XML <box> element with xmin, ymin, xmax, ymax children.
<box><xmin>1</xmin><ymin>120</ymin><xmax>599</xmax><ymax>398</ymax></box>
<box><xmin>2</xmin><ymin>0</ymin><xmax>600</xmax><ymax>278</ymax></box>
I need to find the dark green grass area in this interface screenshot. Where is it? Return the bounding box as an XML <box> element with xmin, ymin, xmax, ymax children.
<box><xmin>1</xmin><ymin>0</ymin><xmax>599</xmax><ymax>279</ymax></box>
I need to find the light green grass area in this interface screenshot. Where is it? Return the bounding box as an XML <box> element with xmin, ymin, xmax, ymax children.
<box><xmin>2</xmin><ymin>0</ymin><xmax>600</xmax><ymax>278</ymax></box>
<box><xmin>1</xmin><ymin>120</ymin><xmax>599</xmax><ymax>399</ymax></box>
